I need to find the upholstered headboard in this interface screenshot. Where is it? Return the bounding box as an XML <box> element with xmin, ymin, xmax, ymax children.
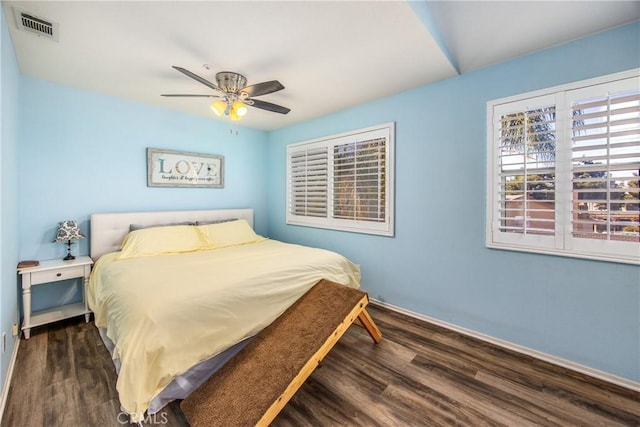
<box><xmin>90</xmin><ymin>208</ymin><xmax>254</xmax><ymax>260</ymax></box>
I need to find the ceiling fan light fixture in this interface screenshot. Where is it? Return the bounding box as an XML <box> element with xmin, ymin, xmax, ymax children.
<box><xmin>232</xmin><ymin>101</ymin><xmax>248</xmax><ymax>117</ymax></box>
<box><xmin>211</xmin><ymin>100</ymin><xmax>227</xmax><ymax>116</ymax></box>
<box><xmin>229</xmin><ymin>108</ymin><xmax>241</xmax><ymax>121</ymax></box>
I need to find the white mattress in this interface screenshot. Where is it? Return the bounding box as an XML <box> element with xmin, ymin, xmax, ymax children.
<box><xmin>98</xmin><ymin>327</ymin><xmax>252</xmax><ymax>413</ymax></box>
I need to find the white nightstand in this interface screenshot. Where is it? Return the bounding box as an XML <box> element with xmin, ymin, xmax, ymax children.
<box><xmin>18</xmin><ymin>256</ymin><xmax>93</xmax><ymax>339</ymax></box>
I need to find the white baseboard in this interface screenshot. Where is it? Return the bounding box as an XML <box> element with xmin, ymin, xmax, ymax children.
<box><xmin>0</xmin><ymin>336</ymin><xmax>20</xmax><ymax>422</ymax></box>
<box><xmin>370</xmin><ymin>299</ymin><xmax>640</xmax><ymax>393</ymax></box>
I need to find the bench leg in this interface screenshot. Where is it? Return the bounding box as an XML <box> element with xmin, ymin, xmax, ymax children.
<box><xmin>358</xmin><ymin>308</ymin><xmax>382</xmax><ymax>343</ymax></box>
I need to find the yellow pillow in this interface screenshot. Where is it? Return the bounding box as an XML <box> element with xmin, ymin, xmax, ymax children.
<box><xmin>196</xmin><ymin>219</ymin><xmax>265</xmax><ymax>249</ymax></box>
<box><xmin>118</xmin><ymin>225</ymin><xmax>206</xmax><ymax>259</ymax></box>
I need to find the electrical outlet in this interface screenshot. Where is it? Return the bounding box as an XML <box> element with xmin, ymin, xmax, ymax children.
<box><xmin>12</xmin><ymin>324</ymin><xmax>18</xmax><ymax>337</ymax></box>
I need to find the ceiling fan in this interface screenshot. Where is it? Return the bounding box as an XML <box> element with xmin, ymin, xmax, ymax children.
<box><xmin>162</xmin><ymin>66</ymin><xmax>290</xmax><ymax>121</ymax></box>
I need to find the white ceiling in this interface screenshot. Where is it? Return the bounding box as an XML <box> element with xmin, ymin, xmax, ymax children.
<box><xmin>4</xmin><ymin>1</ymin><xmax>639</xmax><ymax>131</ymax></box>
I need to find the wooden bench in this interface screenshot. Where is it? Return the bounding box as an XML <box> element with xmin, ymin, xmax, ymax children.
<box><xmin>181</xmin><ymin>279</ymin><xmax>382</xmax><ymax>426</ymax></box>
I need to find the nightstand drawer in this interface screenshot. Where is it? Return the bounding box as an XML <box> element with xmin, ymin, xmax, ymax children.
<box><xmin>30</xmin><ymin>265</ymin><xmax>85</xmax><ymax>285</ymax></box>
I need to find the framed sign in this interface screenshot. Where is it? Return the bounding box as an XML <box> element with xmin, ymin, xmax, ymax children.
<box><xmin>147</xmin><ymin>148</ymin><xmax>224</xmax><ymax>188</ymax></box>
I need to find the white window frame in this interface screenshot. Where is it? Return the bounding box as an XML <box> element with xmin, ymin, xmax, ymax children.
<box><xmin>486</xmin><ymin>69</ymin><xmax>640</xmax><ymax>265</ymax></box>
<box><xmin>286</xmin><ymin>122</ymin><xmax>395</xmax><ymax>237</ymax></box>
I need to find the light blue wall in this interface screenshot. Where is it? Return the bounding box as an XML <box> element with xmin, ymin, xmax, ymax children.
<box><xmin>0</xmin><ymin>7</ymin><xmax>20</xmax><ymax>392</ymax></box>
<box><xmin>267</xmin><ymin>22</ymin><xmax>640</xmax><ymax>382</ymax></box>
<box><xmin>18</xmin><ymin>77</ymin><xmax>269</xmax><ymax>309</ymax></box>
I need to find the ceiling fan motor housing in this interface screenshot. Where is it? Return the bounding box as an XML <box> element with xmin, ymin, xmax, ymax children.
<box><xmin>216</xmin><ymin>72</ymin><xmax>247</xmax><ymax>94</ymax></box>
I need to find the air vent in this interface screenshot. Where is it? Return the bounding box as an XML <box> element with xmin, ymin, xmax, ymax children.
<box><xmin>13</xmin><ymin>8</ymin><xmax>59</xmax><ymax>42</ymax></box>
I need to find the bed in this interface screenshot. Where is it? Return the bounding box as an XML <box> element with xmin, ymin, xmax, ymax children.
<box><xmin>88</xmin><ymin>208</ymin><xmax>361</xmax><ymax>422</ymax></box>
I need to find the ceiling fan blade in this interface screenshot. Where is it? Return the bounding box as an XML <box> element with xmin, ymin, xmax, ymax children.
<box><xmin>249</xmin><ymin>99</ymin><xmax>291</xmax><ymax>115</ymax></box>
<box><xmin>161</xmin><ymin>94</ymin><xmax>221</xmax><ymax>97</ymax></box>
<box><xmin>241</xmin><ymin>80</ymin><xmax>284</xmax><ymax>97</ymax></box>
<box><xmin>171</xmin><ymin>66</ymin><xmax>224</xmax><ymax>94</ymax></box>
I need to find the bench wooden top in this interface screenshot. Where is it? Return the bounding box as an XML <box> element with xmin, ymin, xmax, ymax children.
<box><xmin>181</xmin><ymin>279</ymin><xmax>381</xmax><ymax>426</ymax></box>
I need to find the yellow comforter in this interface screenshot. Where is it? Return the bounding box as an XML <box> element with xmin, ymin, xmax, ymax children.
<box><xmin>88</xmin><ymin>239</ymin><xmax>360</xmax><ymax>421</ymax></box>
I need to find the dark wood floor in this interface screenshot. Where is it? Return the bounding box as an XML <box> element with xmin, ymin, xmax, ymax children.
<box><xmin>2</xmin><ymin>304</ymin><xmax>639</xmax><ymax>426</ymax></box>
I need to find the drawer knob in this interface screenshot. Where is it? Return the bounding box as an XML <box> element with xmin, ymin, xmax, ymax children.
<box><xmin>56</xmin><ymin>272</ymin><xmax>62</xmax><ymax>277</ymax></box>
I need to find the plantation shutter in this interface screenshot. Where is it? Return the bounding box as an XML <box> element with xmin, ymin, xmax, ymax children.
<box><xmin>497</xmin><ymin>105</ymin><xmax>556</xmax><ymax>236</ymax></box>
<box><xmin>286</xmin><ymin>123</ymin><xmax>394</xmax><ymax>236</ymax></box>
<box><xmin>288</xmin><ymin>147</ymin><xmax>328</xmax><ymax>218</ymax></box>
<box><xmin>570</xmin><ymin>87</ymin><xmax>640</xmax><ymax>243</ymax></box>
<box><xmin>333</xmin><ymin>137</ymin><xmax>386</xmax><ymax>222</ymax></box>
<box><xmin>488</xmin><ymin>71</ymin><xmax>639</xmax><ymax>264</ymax></box>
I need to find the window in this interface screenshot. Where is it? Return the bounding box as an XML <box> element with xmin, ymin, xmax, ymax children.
<box><xmin>287</xmin><ymin>123</ymin><xmax>394</xmax><ymax>236</ymax></box>
<box><xmin>487</xmin><ymin>70</ymin><xmax>639</xmax><ymax>264</ymax></box>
